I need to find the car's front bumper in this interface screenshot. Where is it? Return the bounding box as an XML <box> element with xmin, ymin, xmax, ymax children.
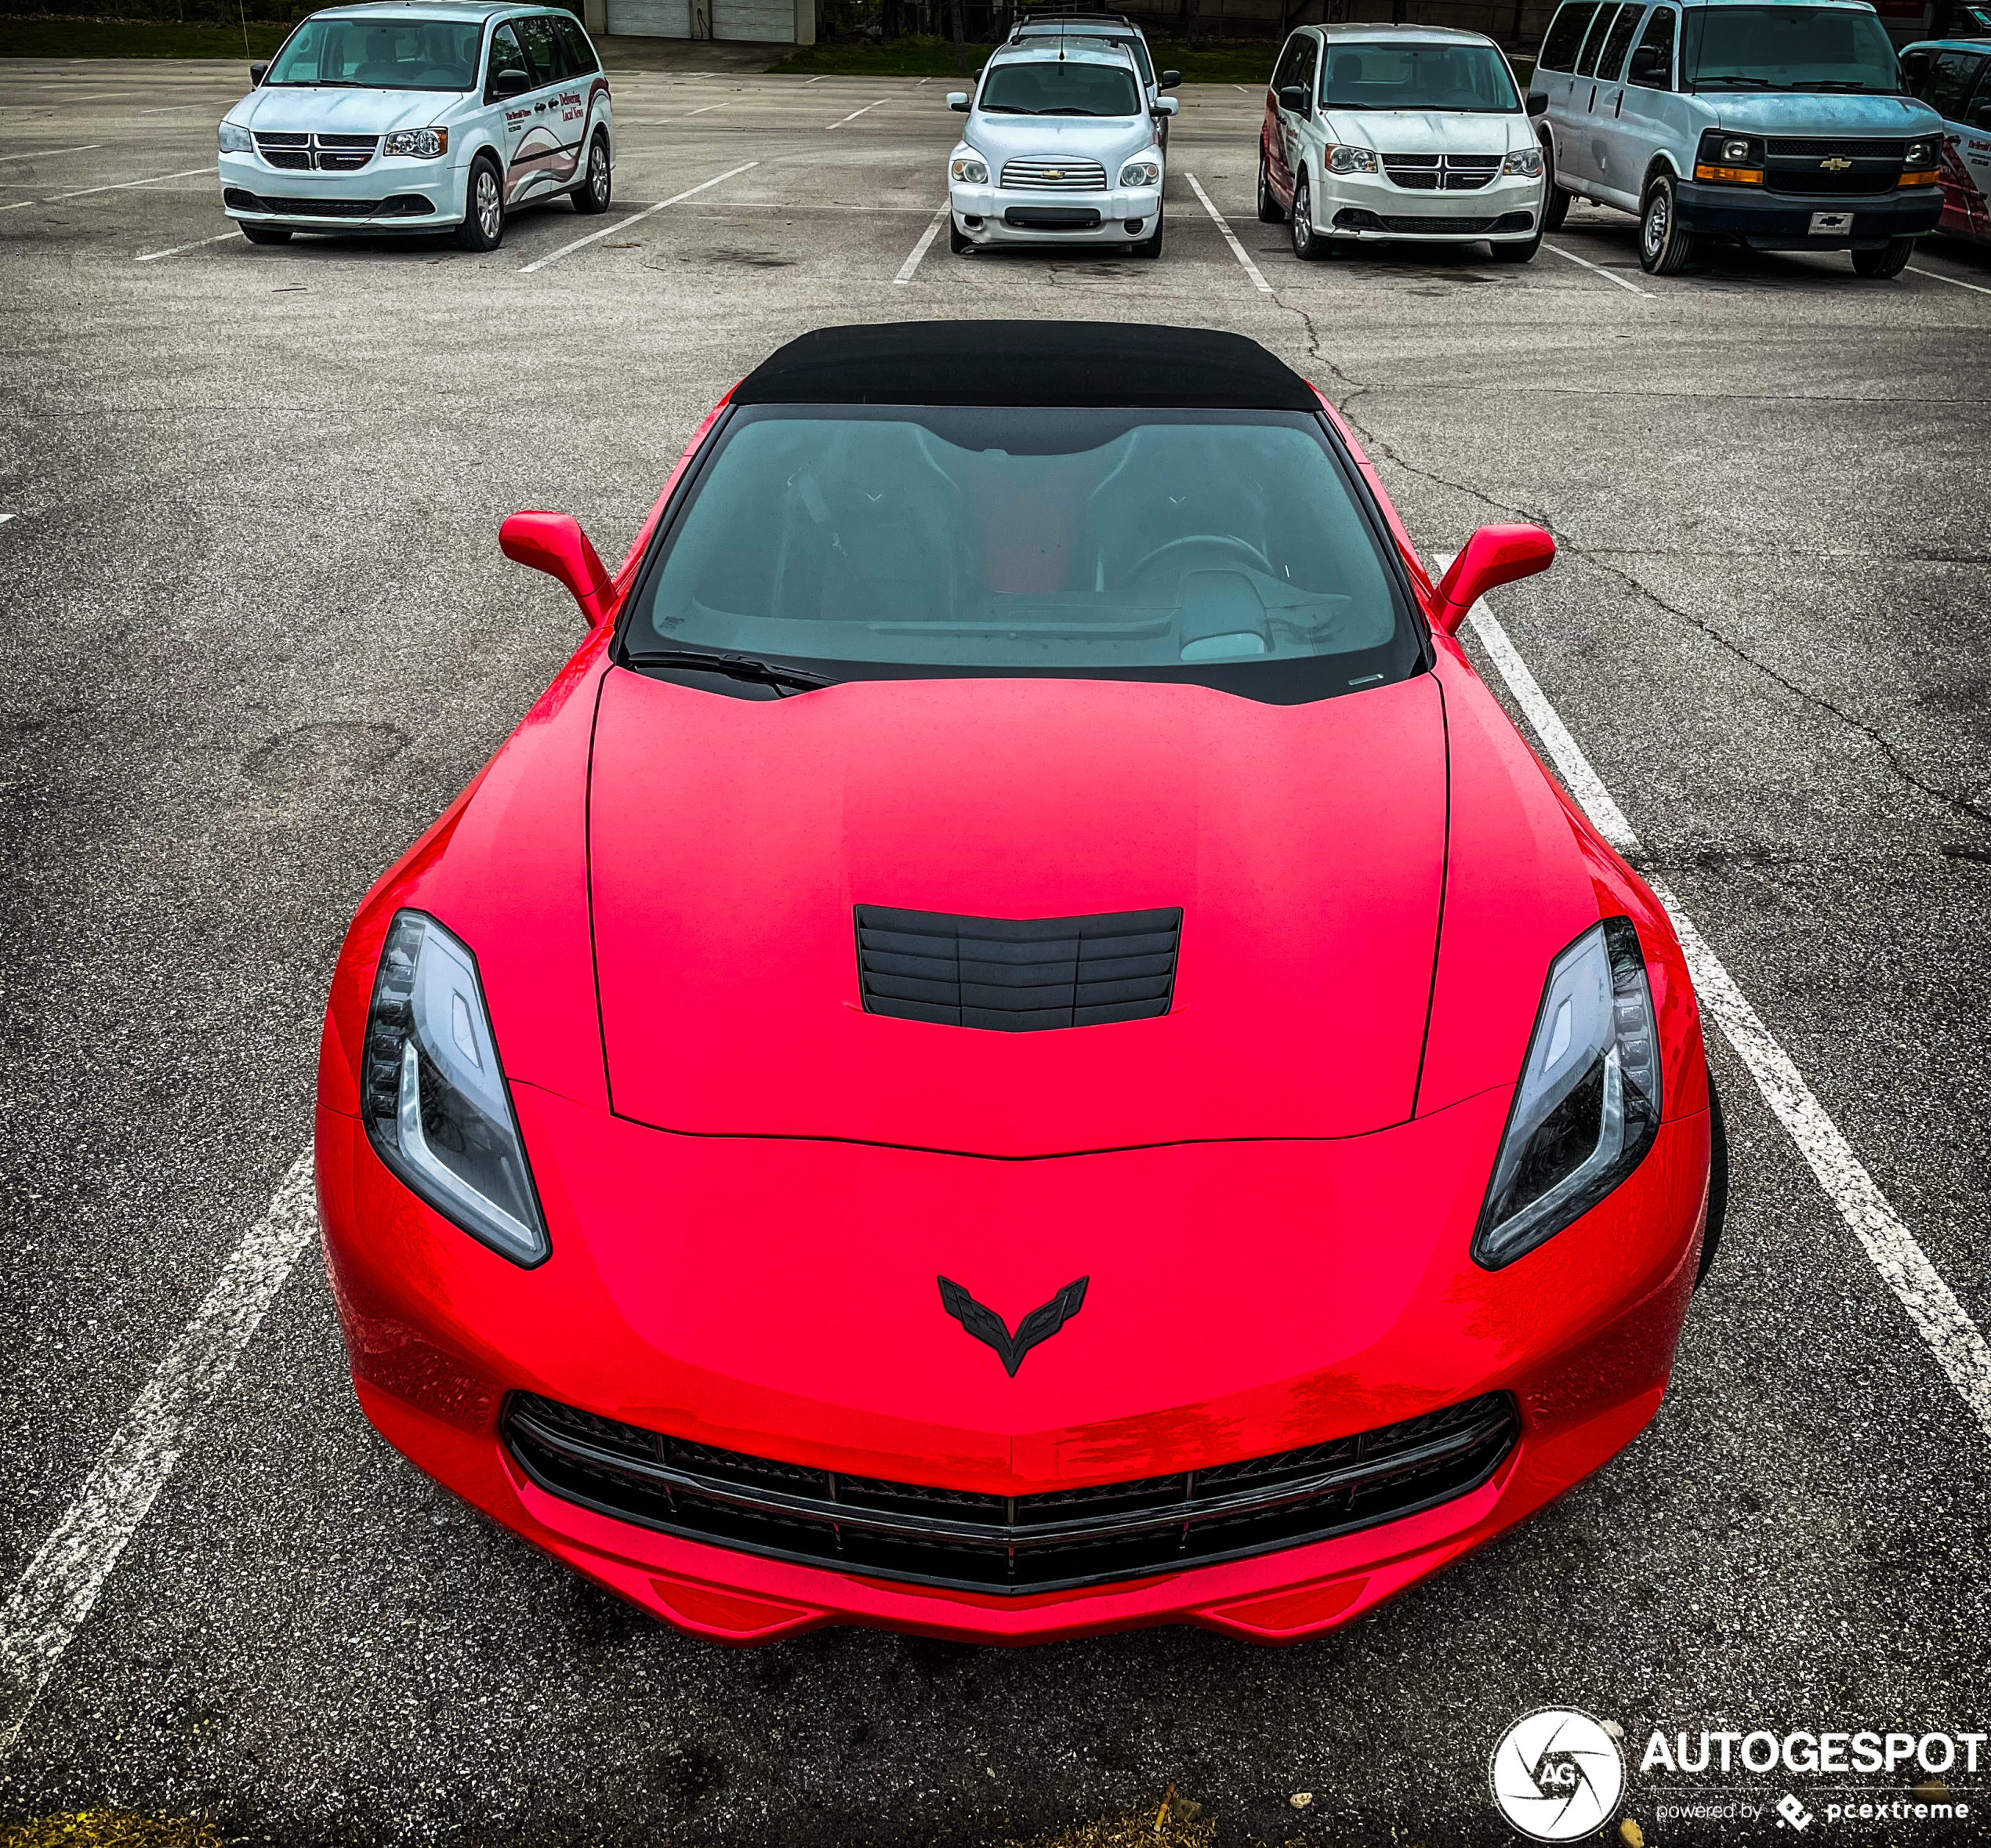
<box><xmin>1674</xmin><ymin>179</ymin><xmax>1943</xmax><ymax>248</ymax></box>
<box><xmin>217</xmin><ymin>150</ymin><xmax>470</xmax><ymax>230</ymax></box>
<box><xmin>949</xmin><ymin>181</ymin><xmax>1162</xmax><ymax>246</ymax></box>
<box><xmin>314</xmin><ymin>1078</ymin><xmax>1711</xmax><ymax>1646</ymax></box>
<box><xmin>1315</xmin><ymin>168</ymin><xmax>1543</xmax><ymax>241</ymax></box>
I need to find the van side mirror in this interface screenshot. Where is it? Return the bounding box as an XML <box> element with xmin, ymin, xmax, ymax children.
<box><xmin>500</xmin><ymin>512</ymin><xmax>615</xmax><ymax>625</ymax></box>
<box><xmin>1155</xmin><ymin>96</ymin><xmax>1178</xmax><ymax>116</ymax></box>
<box><xmin>249</xmin><ymin>61</ymin><xmax>269</xmax><ymax>85</ymax></box>
<box><xmin>1627</xmin><ymin>44</ymin><xmax>1663</xmax><ymax>82</ymax></box>
<box><xmin>1431</xmin><ymin>524</ymin><xmax>1556</xmax><ymax>635</ymax></box>
<box><xmin>1526</xmin><ymin>90</ymin><xmax>1549</xmax><ymax>114</ymax></box>
<box><xmin>947</xmin><ymin>90</ymin><xmax>970</xmax><ymax>111</ymax></box>
<box><xmin>492</xmin><ymin>66</ymin><xmax>533</xmax><ymax>99</ymax></box>
<box><xmin>1278</xmin><ymin>83</ymin><xmax>1308</xmax><ymax>114</ymax></box>
<box><xmin>1160</xmin><ymin>69</ymin><xmax>1180</xmax><ymax>89</ymax></box>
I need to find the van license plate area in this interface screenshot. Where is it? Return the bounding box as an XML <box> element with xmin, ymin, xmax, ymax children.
<box><xmin>1808</xmin><ymin>211</ymin><xmax>1855</xmax><ymax>235</ymax></box>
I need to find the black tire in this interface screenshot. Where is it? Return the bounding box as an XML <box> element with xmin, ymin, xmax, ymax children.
<box><xmin>1488</xmin><ymin>232</ymin><xmax>1542</xmax><ymax>263</ymax></box>
<box><xmin>1257</xmin><ymin>145</ymin><xmax>1284</xmax><ymax>223</ymax></box>
<box><xmin>240</xmin><ymin>222</ymin><xmax>291</xmax><ymax>245</ymax></box>
<box><xmin>455</xmin><ymin>154</ymin><xmax>505</xmax><ymax>252</ymax></box>
<box><xmin>571</xmin><ymin>132</ymin><xmax>611</xmax><ymax>215</ymax></box>
<box><xmin>948</xmin><ymin>215</ymin><xmax>973</xmax><ymax>255</ymax></box>
<box><xmin>1639</xmin><ymin>172</ymin><xmax>1697</xmax><ymax>275</ymax></box>
<box><xmin>1130</xmin><ymin>205</ymin><xmax>1162</xmax><ymax>259</ymax></box>
<box><xmin>1541</xmin><ymin>139</ymin><xmax>1572</xmax><ymax>232</ymax></box>
<box><xmin>1695</xmin><ymin>1077</ymin><xmax>1729</xmax><ymax>1290</ymax></box>
<box><xmin>1851</xmin><ymin>235</ymin><xmax>1914</xmax><ymax>278</ymax></box>
<box><xmin>1157</xmin><ymin>116</ymin><xmax>1169</xmax><ymax>151</ymax></box>
<box><xmin>1291</xmin><ymin>171</ymin><xmax>1327</xmax><ymax>260</ymax></box>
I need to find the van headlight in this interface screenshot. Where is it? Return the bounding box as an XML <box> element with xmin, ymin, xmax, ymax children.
<box><xmin>1502</xmin><ymin>145</ymin><xmax>1544</xmax><ymax>177</ymax></box>
<box><xmin>218</xmin><ymin>121</ymin><xmax>252</xmax><ymax>154</ymax></box>
<box><xmin>951</xmin><ymin>156</ymin><xmax>988</xmax><ymax>184</ymax></box>
<box><xmin>362</xmin><ymin>911</ymin><xmax>549</xmax><ymax>1267</ymax></box>
<box><xmin>1326</xmin><ymin>144</ymin><xmax>1380</xmax><ymax>174</ymax></box>
<box><xmin>1472</xmin><ymin>919</ymin><xmax>1662</xmax><ymax>1270</ymax></box>
<box><xmin>383</xmin><ymin>127</ymin><xmax>449</xmax><ymax>158</ymax></box>
<box><xmin>1119</xmin><ymin>158</ymin><xmax>1161</xmax><ymax>187</ymax></box>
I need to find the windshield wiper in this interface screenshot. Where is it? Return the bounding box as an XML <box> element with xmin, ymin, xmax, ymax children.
<box><xmin>629</xmin><ymin>647</ymin><xmax>837</xmax><ymax>694</ymax></box>
<box><xmin>1809</xmin><ymin>79</ymin><xmax>1895</xmax><ymax>91</ymax></box>
<box><xmin>1694</xmin><ymin>74</ymin><xmax>1782</xmax><ymax>88</ymax></box>
<box><xmin>980</xmin><ymin>103</ymin><xmax>1031</xmax><ymax>112</ymax></box>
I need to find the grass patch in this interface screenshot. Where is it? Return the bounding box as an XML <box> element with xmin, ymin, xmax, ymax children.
<box><xmin>1</xmin><ymin>1816</ymin><xmax>223</xmax><ymax>1848</ymax></box>
<box><xmin>1</xmin><ymin>15</ymin><xmax>291</xmax><ymax>56</ymax></box>
<box><xmin>770</xmin><ymin>34</ymin><xmax>1279</xmax><ymax>83</ymax></box>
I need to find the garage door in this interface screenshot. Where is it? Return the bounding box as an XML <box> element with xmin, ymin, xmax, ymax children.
<box><xmin>713</xmin><ymin>0</ymin><xmax>792</xmax><ymax>39</ymax></box>
<box><xmin>606</xmin><ymin>0</ymin><xmax>690</xmax><ymax>35</ymax></box>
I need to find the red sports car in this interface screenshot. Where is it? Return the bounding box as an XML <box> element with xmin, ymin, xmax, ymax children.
<box><xmin>315</xmin><ymin>322</ymin><xmax>1724</xmax><ymax>1646</ymax></box>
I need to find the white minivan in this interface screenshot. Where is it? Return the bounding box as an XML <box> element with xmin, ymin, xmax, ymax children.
<box><xmin>216</xmin><ymin>0</ymin><xmax>613</xmax><ymax>250</ymax></box>
<box><xmin>1257</xmin><ymin>24</ymin><xmax>1547</xmax><ymax>261</ymax></box>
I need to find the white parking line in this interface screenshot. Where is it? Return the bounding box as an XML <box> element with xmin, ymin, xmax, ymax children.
<box><xmin>1185</xmin><ymin>170</ymin><xmax>1272</xmax><ymax>294</ymax></box>
<box><xmin>0</xmin><ymin>201</ymin><xmax>39</xmax><ymax>213</ymax></box>
<box><xmin>0</xmin><ymin>143</ymin><xmax>103</xmax><ymax>163</ymax></box>
<box><xmin>1540</xmin><ymin>237</ymin><xmax>1656</xmax><ymax>298</ymax></box>
<box><xmin>0</xmin><ymin>1149</ymin><xmax>319</xmax><ymax>1756</ymax></box>
<box><xmin>826</xmin><ymin>99</ymin><xmax>887</xmax><ymax>130</ymax></box>
<box><xmin>519</xmin><ymin>159</ymin><xmax>757</xmax><ymax>272</ymax></box>
<box><xmin>1907</xmin><ymin>263</ymin><xmax>1991</xmax><ymax>297</ymax></box>
<box><xmin>49</xmin><ymin>165</ymin><xmax>212</xmax><ymax>201</ymax></box>
<box><xmin>136</xmin><ymin>227</ymin><xmax>244</xmax><ymax>263</ymax></box>
<box><xmin>1465</xmin><ymin>600</ymin><xmax>1991</xmax><ymax>1444</ymax></box>
<box><xmin>894</xmin><ymin>200</ymin><xmax>950</xmax><ymax>284</ymax></box>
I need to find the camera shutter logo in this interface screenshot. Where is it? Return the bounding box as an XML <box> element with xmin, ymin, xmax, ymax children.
<box><xmin>1489</xmin><ymin>1708</ymin><xmax>1626</xmax><ymax>1841</ymax></box>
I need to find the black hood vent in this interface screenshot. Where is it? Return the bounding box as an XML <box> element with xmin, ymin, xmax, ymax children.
<box><xmin>855</xmin><ymin>905</ymin><xmax>1181</xmax><ymax>1031</ymax></box>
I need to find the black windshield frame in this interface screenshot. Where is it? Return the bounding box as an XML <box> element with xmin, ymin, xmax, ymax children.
<box><xmin>611</xmin><ymin>404</ymin><xmax>1431</xmax><ymax>708</ymax></box>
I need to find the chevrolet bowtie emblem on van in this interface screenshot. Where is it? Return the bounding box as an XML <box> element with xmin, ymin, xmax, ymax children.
<box><xmin>1045</xmin><ymin>168</ymin><xmax>1066</xmax><ymax>179</ymax></box>
<box><xmin>1822</xmin><ymin>156</ymin><xmax>1853</xmax><ymax>170</ymax></box>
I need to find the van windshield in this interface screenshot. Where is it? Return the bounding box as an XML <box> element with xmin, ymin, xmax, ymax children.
<box><xmin>980</xmin><ymin>60</ymin><xmax>1143</xmax><ymax>115</ymax></box>
<box><xmin>1681</xmin><ymin>6</ymin><xmax>1902</xmax><ymax>92</ymax></box>
<box><xmin>1319</xmin><ymin>42</ymin><xmax>1521</xmax><ymax>111</ymax></box>
<box><xmin>622</xmin><ymin>405</ymin><xmax>1420</xmax><ymax>705</ymax></box>
<box><xmin>265</xmin><ymin>16</ymin><xmax>484</xmax><ymax>89</ymax></box>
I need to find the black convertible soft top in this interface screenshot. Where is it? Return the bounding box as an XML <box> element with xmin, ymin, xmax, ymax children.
<box><xmin>732</xmin><ymin>321</ymin><xmax>1321</xmax><ymax>411</ymax></box>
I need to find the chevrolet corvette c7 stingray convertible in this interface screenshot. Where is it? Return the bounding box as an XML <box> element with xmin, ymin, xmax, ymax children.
<box><xmin>314</xmin><ymin>321</ymin><xmax>1725</xmax><ymax>1646</ymax></box>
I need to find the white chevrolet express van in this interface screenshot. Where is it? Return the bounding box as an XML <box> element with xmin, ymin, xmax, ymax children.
<box><xmin>216</xmin><ymin>0</ymin><xmax>612</xmax><ymax>250</ymax></box>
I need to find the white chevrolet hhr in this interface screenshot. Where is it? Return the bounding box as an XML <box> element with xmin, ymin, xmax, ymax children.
<box><xmin>1258</xmin><ymin>24</ymin><xmax>1546</xmax><ymax>262</ymax></box>
<box><xmin>216</xmin><ymin>0</ymin><xmax>612</xmax><ymax>250</ymax></box>
<box><xmin>945</xmin><ymin>40</ymin><xmax>1176</xmax><ymax>259</ymax></box>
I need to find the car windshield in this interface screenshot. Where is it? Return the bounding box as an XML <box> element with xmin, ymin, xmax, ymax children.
<box><xmin>1319</xmin><ymin>41</ymin><xmax>1521</xmax><ymax>111</ymax></box>
<box><xmin>1681</xmin><ymin>6</ymin><xmax>1902</xmax><ymax>91</ymax></box>
<box><xmin>623</xmin><ymin>406</ymin><xmax>1420</xmax><ymax>704</ymax></box>
<box><xmin>1018</xmin><ymin>29</ymin><xmax>1155</xmax><ymax>84</ymax></box>
<box><xmin>264</xmin><ymin>16</ymin><xmax>484</xmax><ymax>89</ymax></box>
<box><xmin>979</xmin><ymin>60</ymin><xmax>1143</xmax><ymax>115</ymax></box>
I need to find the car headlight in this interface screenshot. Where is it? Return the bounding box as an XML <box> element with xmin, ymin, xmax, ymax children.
<box><xmin>1904</xmin><ymin>136</ymin><xmax>1938</xmax><ymax>167</ymax></box>
<box><xmin>362</xmin><ymin>911</ymin><xmax>549</xmax><ymax>1266</ymax></box>
<box><xmin>951</xmin><ymin>156</ymin><xmax>988</xmax><ymax>184</ymax></box>
<box><xmin>383</xmin><ymin>127</ymin><xmax>449</xmax><ymax>158</ymax></box>
<box><xmin>1119</xmin><ymin>158</ymin><xmax>1161</xmax><ymax>188</ymax></box>
<box><xmin>1326</xmin><ymin>144</ymin><xmax>1380</xmax><ymax>174</ymax></box>
<box><xmin>1472</xmin><ymin>919</ymin><xmax>1662</xmax><ymax>1271</ymax></box>
<box><xmin>1502</xmin><ymin>145</ymin><xmax>1543</xmax><ymax>177</ymax></box>
<box><xmin>218</xmin><ymin>121</ymin><xmax>252</xmax><ymax>154</ymax></box>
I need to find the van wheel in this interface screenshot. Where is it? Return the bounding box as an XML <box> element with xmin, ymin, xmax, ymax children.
<box><xmin>571</xmin><ymin>132</ymin><xmax>611</xmax><ymax>215</ymax></box>
<box><xmin>1851</xmin><ymin>235</ymin><xmax>1914</xmax><ymax>278</ymax></box>
<box><xmin>1257</xmin><ymin>147</ymin><xmax>1285</xmax><ymax>223</ymax></box>
<box><xmin>1639</xmin><ymin>173</ymin><xmax>1697</xmax><ymax>275</ymax></box>
<box><xmin>455</xmin><ymin>155</ymin><xmax>505</xmax><ymax>252</ymax></box>
<box><xmin>240</xmin><ymin>222</ymin><xmax>291</xmax><ymax>245</ymax></box>
<box><xmin>1291</xmin><ymin>172</ymin><xmax>1327</xmax><ymax>260</ymax></box>
<box><xmin>1489</xmin><ymin>233</ymin><xmax>1542</xmax><ymax>263</ymax></box>
<box><xmin>948</xmin><ymin>215</ymin><xmax>973</xmax><ymax>255</ymax></box>
<box><xmin>1541</xmin><ymin>140</ymin><xmax>1571</xmax><ymax>231</ymax></box>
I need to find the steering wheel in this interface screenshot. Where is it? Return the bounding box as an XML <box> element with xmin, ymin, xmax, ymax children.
<box><xmin>1122</xmin><ymin>534</ymin><xmax>1273</xmax><ymax>585</ymax></box>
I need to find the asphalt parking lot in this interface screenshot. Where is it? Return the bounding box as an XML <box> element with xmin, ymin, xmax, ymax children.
<box><xmin>2</xmin><ymin>49</ymin><xmax>1990</xmax><ymax>1846</ymax></box>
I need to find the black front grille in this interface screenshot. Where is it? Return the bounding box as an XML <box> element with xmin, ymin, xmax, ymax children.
<box><xmin>504</xmin><ymin>1391</ymin><xmax>1521</xmax><ymax>1593</ymax></box>
<box><xmin>1767</xmin><ymin>136</ymin><xmax>1905</xmax><ymax>158</ymax></box>
<box><xmin>1003</xmin><ymin>205</ymin><xmax>1103</xmax><ymax>229</ymax></box>
<box><xmin>1764</xmin><ymin>167</ymin><xmax>1899</xmax><ymax>197</ymax></box>
<box><xmin>1336</xmin><ymin>208</ymin><xmax>1534</xmax><ymax>234</ymax></box>
<box><xmin>1382</xmin><ymin>153</ymin><xmax>1502</xmax><ymax>191</ymax></box>
<box><xmin>855</xmin><ymin>904</ymin><xmax>1180</xmax><ymax>1031</ymax></box>
<box><xmin>252</xmin><ymin>130</ymin><xmax>379</xmax><ymax>171</ymax></box>
<box><xmin>226</xmin><ymin>189</ymin><xmax>433</xmax><ymax>219</ymax></box>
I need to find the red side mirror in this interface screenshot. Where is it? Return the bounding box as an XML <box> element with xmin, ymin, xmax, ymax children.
<box><xmin>499</xmin><ymin>512</ymin><xmax>615</xmax><ymax>625</ymax></box>
<box><xmin>1430</xmin><ymin>524</ymin><xmax>1556</xmax><ymax>636</ymax></box>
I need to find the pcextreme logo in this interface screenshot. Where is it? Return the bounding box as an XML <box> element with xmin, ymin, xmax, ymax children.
<box><xmin>1490</xmin><ymin>1707</ymin><xmax>1627</xmax><ymax>1841</ymax></box>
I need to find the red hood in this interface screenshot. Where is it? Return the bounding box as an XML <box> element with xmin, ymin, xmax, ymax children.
<box><xmin>588</xmin><ymin>667</ymin><xmax>1446</xmax><ymax>1156</ymax></box>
